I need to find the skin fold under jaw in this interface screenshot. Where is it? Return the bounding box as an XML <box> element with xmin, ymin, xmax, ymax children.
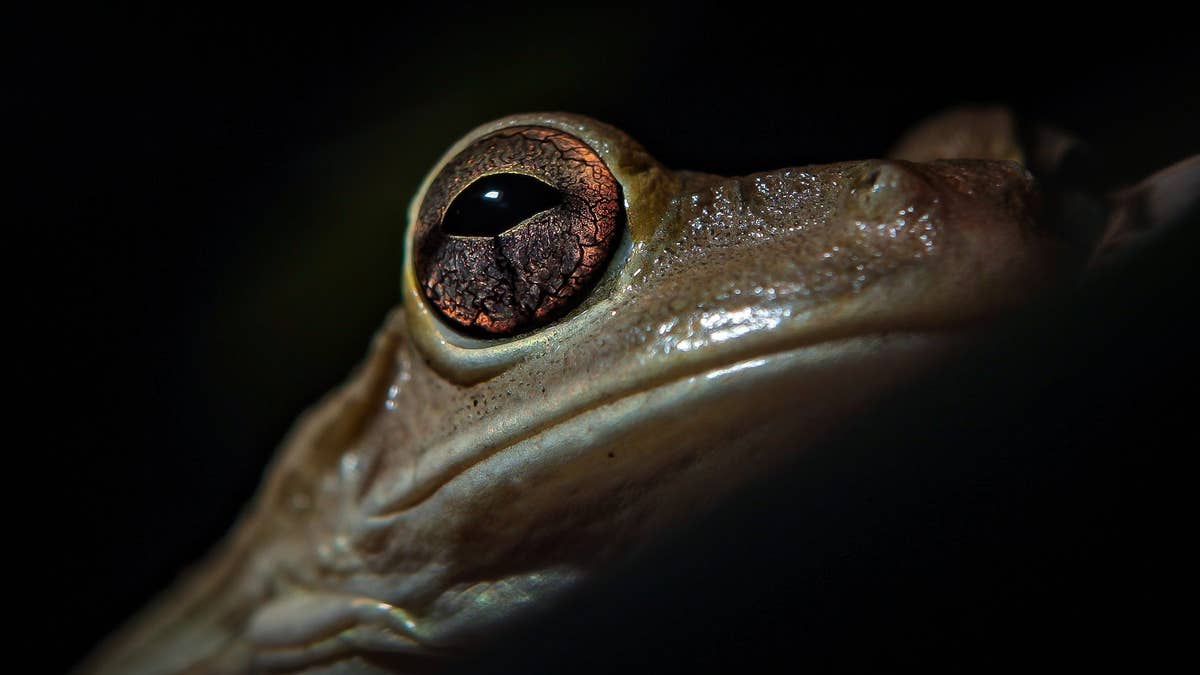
<box><xmin>80</xmin><ymin>107</ymin><xmax>1186</xmax><ymax>674</ymax></box>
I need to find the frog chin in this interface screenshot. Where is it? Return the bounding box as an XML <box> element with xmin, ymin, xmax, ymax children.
<box><xmin>393</xmin><ymin>334</ymin><xmax>963</xmax><ymax>620</ymax></box>
<box><xmin>79</xmin><ymin>318</ymin><xmax>968</xmax><ymax>675</ymax></box>
<box><xmin>225</xmin><ymin>328</ymin><xmax>955</xmax><ymax>674</ymax></box>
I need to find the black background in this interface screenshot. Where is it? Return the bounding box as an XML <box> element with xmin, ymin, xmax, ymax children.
<box><xmin>25</xmin><ymin>5</ymin><xmax>1198</xmax><ymax>672</ymax></box>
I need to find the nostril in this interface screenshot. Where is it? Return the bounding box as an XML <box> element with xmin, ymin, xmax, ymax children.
<box><xmin>852</xmin><ymin>161</ymin><xmax>926</xmax><ymax>195</ymax></box>
<box><xmin>847</xmin><ymin>161</ymin><xmax>932</xmax><ymax>218</ymax></box>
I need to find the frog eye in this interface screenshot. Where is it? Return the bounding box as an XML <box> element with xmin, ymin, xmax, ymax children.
<box><xmin>413</xmin><ymin>126</ymin><xmax>624</xmax><ymax>337</ymax></box>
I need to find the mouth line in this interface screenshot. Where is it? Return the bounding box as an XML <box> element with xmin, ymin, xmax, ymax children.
<box><xmin>366</xmin><ymin>316</ymin><xmax>958</xmax><ymax>520</ymax></box>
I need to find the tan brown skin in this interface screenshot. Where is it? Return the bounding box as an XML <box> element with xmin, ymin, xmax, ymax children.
<box><xmin>82</xmin><ymin>109</ymin><xmax>1079</xmax><ymax>674</ymax></box>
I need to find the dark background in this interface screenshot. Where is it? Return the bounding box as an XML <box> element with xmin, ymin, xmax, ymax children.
<box><xmin>25</xmin><ymin>5</ymin><xmax>1198</xmax><ymax>672</ymax></box>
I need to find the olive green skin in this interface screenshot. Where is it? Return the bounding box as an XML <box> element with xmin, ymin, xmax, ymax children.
<box><xmin>83</xmin><ymin>109</ymin><xmax>1073</xmax><ymax>674</ymax></box>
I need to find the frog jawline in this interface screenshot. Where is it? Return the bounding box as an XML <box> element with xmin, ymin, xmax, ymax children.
<box><xmin>365</xmin><ymin>326</ymin><xmax>959</xmax><ymax>520</ymax></box>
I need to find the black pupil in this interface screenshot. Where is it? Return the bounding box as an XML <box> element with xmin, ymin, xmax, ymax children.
<box><xmin>441</xmin><ymin>173</ymin><xmax>564</xmax><ymax>237</ymax></box>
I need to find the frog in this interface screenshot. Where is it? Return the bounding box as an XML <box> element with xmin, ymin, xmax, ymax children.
<box><xmin>79</xmin><ymin>107</ymin><xmax>1197</xmax><ymax>674</ymax></box>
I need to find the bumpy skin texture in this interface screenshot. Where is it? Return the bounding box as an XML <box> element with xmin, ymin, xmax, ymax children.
<box><xmin>82</xmin><ymin>109</ymin><xmax>1083</xmax><ymax>675</ymax></box>
<box><xmin>416</xmin><ymin>127</ymin><xmax>622</xmax><ymax>336</ymax></box>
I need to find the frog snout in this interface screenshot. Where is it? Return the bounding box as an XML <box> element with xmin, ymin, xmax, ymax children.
<box><xmin>853</xmin><ymin>160</ymin><xmax>929</xmax><ymax>194</ymax></box>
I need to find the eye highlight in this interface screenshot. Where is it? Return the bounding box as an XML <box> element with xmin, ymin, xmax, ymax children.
<box><xmin>414</xmin><ymin>126</ymin><xmax>624</xmax><ymax>337</ymax></box>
